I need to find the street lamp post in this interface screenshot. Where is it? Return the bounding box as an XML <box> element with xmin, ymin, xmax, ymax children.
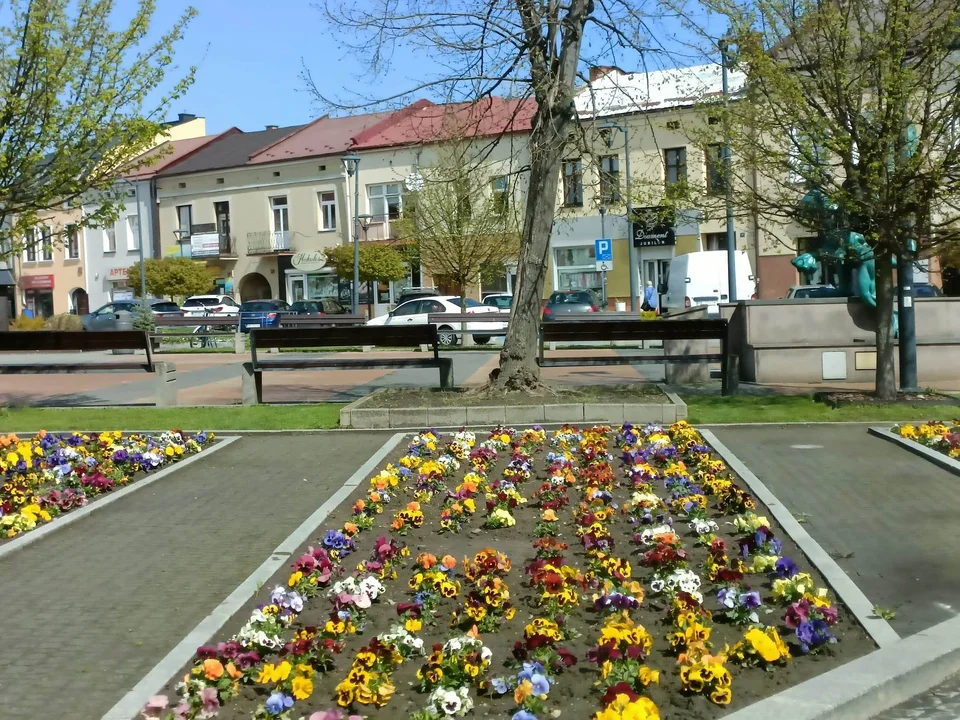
<box><xmin>120</xmin><ymin>179</ymin><xmax>148</xmax><ymax>299</ymax></box>
<box><xmin>342</xmin><ymin>154</ymin><xmax>362</xmax><ymax>314</ymax></box>
<box><xmin>599</xmin><ymin>122</ymin><xmax>637</xmax><ymax>310</ymax></box>
<box><xmin>719</xmin><ymin>35</ymin><xmax>738</xmax><ymax>303</ymax></box>
<box><xmin>173</xmin><ymin>228</ymin><xmax>188</xmax><ymax>258</ymax></box>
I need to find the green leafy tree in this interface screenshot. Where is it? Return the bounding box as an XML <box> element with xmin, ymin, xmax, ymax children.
<box><xmin>691</xmin><ymin>0</ymin><xmax>960</xmax><ymax>397</ymax></box>
<box><xmin>0</xmin><ymin>0</ymin><xmax>196</xmax><ymax>255</ymax></box>
<box><xmin>129</xmin><ymin>257</ymin><xmax>214</xmax><ymax>299</ymax></box>
<box><xmin>396</xmin><ymin>140</ymin><xmax>521</xmax><ymax>310</ymax></box>
<box><xmin>324</xmin><ymin>243</ymin><xmax>409</xmax><ymax>284</ymax></box>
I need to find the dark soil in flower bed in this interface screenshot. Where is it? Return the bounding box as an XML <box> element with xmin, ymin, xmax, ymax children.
<box><xmin>364</xmin><ymin>385</ymin><xmax>668</xmax><ymax>408</ymax></box>
<box><xmin>159</xmin><ymin>427</ymin><xmax>873</xmax><ymax>719</ymax></box>
<box><xmin>815</xmin><ymin>390</ymin><xmax>960</xmax><ymax>408</ymax></box>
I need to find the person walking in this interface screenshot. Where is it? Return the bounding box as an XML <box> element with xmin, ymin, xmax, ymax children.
<box><xmin>642</xmin><ymin>280</ymin><xmax>659</xmax><ymax>312</ymax></box>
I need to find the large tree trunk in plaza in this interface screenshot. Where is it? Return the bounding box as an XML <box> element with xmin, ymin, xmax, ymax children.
<box><xmin>490</xmin><ymin>0</ymin><xmax>594</xmax><ymax>391</ymax></box>
<box><xmin>874</xmin><ymin>251</ymin><xmax>897</xmax><ymax>400</ymax></box>
<box><xmin>490</xmin><ymin>115</ymin><xmax>569</xmax><ymax>390</ymax></box>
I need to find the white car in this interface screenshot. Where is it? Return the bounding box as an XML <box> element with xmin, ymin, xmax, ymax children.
<box><xmin>482</xmin><ymin>293</ymin><xmax>513</xmax><ymax>312</ymax></box>
<box><xmin>182</xmin><ymin>295</ymin><xmax>240</xmax><ymax>317</ymax></box>
<box><xmin>366</xmin><ymin>295</ymin><xmax>504</xmax><ymax>346</ymax></box>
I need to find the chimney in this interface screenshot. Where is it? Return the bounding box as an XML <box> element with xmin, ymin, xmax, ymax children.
<box><xmin>265</xmin><ymin>124</ymin><xmax>279</xmax><ymax>130</ymax></box>
<box><xmin>589</xmin><ymin>66</ymin><xmax>624</xmax><ymax>82</ymax></box>
<box><xmin>177</xmin><ymin>113</ymin><xmax>197</xmax><ymax>123</ymax></box>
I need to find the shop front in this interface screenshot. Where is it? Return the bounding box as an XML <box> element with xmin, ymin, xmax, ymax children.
<box><xmin>106</xmin><ymin>266</ymin><xmax>134</xmax><ymax>301</ymax></box>
<box><xmin>21</xmin><ymin>274</ymin><xmax>55</xmax><ymax>318</ymax></box>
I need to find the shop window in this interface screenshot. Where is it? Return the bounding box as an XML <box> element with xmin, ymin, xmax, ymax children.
<box><xmin>554</xmin><ymin>245</ymin><xmax>602</xmax><ymax>296</ymax></box>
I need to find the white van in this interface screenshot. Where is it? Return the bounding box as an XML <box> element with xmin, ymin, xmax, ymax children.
<box><xmin>662</xmin><ymin>251</ymin><xmax>756</xmax><ymax>313</ymax></box>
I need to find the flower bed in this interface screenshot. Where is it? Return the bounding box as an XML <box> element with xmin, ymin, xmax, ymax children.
<box><xmin>147</xmin><ymin>423</ymin><xmax>871</xmax><ymax>720</ymax></box>
<box><xmin>894</xmin><ymin>421</ymin><xmax>960</xmax><ymax>459</ymax></box>
<box><xmin>0</xmin><ymin>430</ymin><xmax>214</xmax><ymax>539</ymax></box>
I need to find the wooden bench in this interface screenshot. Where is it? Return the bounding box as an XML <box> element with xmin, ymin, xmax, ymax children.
<box><xmin>0</xmin><ymin>330</ymin><xmax>177</xmax><ymax>405</ymax></box>
<box><xmin>539</xmin><ymin>318</ymin><xmax>736</xmax><ymax>395</ymax></box>
<box><xmin>241</xmin><ymin>325</ymin><xmax>453</xmax><ymax>405</ymax></box>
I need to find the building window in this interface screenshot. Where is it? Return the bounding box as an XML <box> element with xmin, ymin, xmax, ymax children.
<box><xmin>665</xmin><ymin>147</ymin><xmax>687</xmax><ymax>187</ymax></box>
<box><xmin>66</xmin><ymin>225</ymin><xmax>80</xmax><ymax>259</ymax></box>
<box><xmin>176</xmin><ymin>205</ymin><xmax>192</xmax><ymax>240</ymax></box>
<box><xmin>368</xmin><ymin>183</ymin><xmax>402</xmax><ymax>224</ymax></box>
<box><xmin>703</xmin><ymin>232</ymin><xmax>729</xmax><ymax>251</ymax></box>
<box><xmin>103</xmin><ymin>222</ymin><xmax>117</xmax><ymax>252</ymax></box>
<box><xmin>319</xmin><ymin>191</ymin><xmax>336</xmax><ymax>230</ymax></box>
<box><xmin>41</xmin><ymin>227</ymin><xmax>53</xmax><ymax>261</ymax></box>
<box><xmin>599</xmin><ymin>155</ymin><xmax>620</xmax><ymax>204</ymax></box>
<box><xmin>491</xmin><ymin>176</ymin><xmax>509</xmax><ymax>216</ymax></box>
<box><xmin>127</xmin><ymin>215</ymin><xmax>140</xmax><ymax>250</ymax></box>
<box><xmin>24</xmin><ymin>229</ymin><xmax>36</xmax><ymax>262</ymax></box>
<box><xmin>554</xmin><ymin>245</ymin><xmax>602</xmax><ymax>296</ymax></box>
<box><xmin>562</xmin><ymin>159</ymin><xmax>583</xmax><ymax>207</ymax></box>
<box><xmin>706</xmin><ymin>144</ymin><xmax>726</xmax><ymax>196</ymax></box>
<box><xmin>271</xmin><ymin>196</ymin><xmax>289</xmax><ymax>233</ymax></box>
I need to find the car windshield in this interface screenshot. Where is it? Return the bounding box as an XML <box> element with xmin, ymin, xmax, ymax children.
<box><xmin>152</xmin><ymin>302</ymin><xmax>179</xmax><ymax>311</ymax></box>
<box><xmin>554</xmin><ymin>292</ymin><xmax>594</xmax><ymax>304</ymax></box>
<box><xmin>183</xmin><ymin>299</ymin><xmax>210</xmax><ymax>307</ymax></box>
<box><xmin>446</xmin><ymin>297</ymin><xmax>482</xmax><ymax>307</ymax></box>
<box><xmin>240</xmin><ymin>301</ymin><xmax>276</xmax><ymax>312</ymax></box>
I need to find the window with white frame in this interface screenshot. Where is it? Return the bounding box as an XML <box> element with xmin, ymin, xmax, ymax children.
<box><xmin>367</xmin><ymin>183</ymin><xmax>402</xmax><ymax>225</ymax></box>
<box><xmin>176</xmin><ymin>205</ymin><xmax>192</xmax><ymax>240</ymax></box>
<box><xmin>24</xmin><ymin>228</ymin><xmax>36</xmax><ymax>262</ymax></box>
<box><xmin>271</xmin><ymin>196</ymin><xmax>289</xmax><ymax>233</ymax></box>
<box><xmin>319</xmin><ymin>191</ymin><xmax>336</xmax><ymax>230</ymax></box>
<box><xmin>104</xmin><ymin>222</ymin><xmax>117</xmax><ymax>252</ymax></box>
<box><xmin>40</xmin><ymin>227</ymin><xmax>53</xmax><ymax>261</ymax></box>
<box><xmin>127</xmin><ymin>215</ymin><xmax>140</xmax><ymax>249</ymax></box>
<box><xmin>66</xmin><ymin>225</ymin><xmax>80</xmax><ymax>259</ymax></box>
<box><xmin>554</xmin><ymin>246</ymin><xmax>602</xmax><ymax>296</ymax></box>
<box><xmin>491</xmin><ymin>176</ymin><xmax>509</xmax><ymax>216</ymax></box>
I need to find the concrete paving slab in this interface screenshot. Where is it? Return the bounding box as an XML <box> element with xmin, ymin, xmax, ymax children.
<box><xmin>708</xmin><ymin>425</ymin><xmax>960</xmax><ymax>636</ymax></box>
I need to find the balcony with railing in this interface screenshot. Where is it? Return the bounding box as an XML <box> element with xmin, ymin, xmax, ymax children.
<box><xmin>246</xmin><ymin>230</ymin><xmax>293</xmax><ymax>255</ymax></box>
<box><xmin>361</xmin><ymin>214</ymin><xmax>400</xmax><ymax>242</ymax></box>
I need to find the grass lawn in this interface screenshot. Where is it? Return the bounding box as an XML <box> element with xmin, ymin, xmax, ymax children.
<box><xmin>2</xmin><ymin>394</ymin><xmax>956</xmax><ymax>432</ymax></box>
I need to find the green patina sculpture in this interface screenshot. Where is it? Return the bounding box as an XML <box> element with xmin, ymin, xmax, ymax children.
<box><xmin>791</xmin><ymin>188</ymin><xmax>897</xmax><ymax>335</ymax></box>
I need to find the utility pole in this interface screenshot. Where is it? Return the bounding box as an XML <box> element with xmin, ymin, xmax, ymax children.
<box><xmin>600</xmin><ymin>122</ymin><xmax>637</xmax><ymax>310</ymax></box>
<box><xmin>343</xmin><ymin>154</ymin><xmax>362</xmax><ymax>315</ymax></box>
<box><xmin>720</xmin><ymin>35</ymin><xmax>738</xmax><ymax>303</ymax></box>
<box><xmin>897</xmin><ymin>122</ymin><xmax>919</xmax><ymax>391</ymax></box>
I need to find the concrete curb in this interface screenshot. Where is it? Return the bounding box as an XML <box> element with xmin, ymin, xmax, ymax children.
<box><xmin>0</xmin><ymin>436</ymin><xmax>241</xmax><ymax>561</ymax></box>
<box><xmin>699</xmin><ymin>429</ymin><xmax>900</xmax><ymax>649</ymax></box>
<box><xmin>867</xmin><ymin>426</ymin><xmax>960</xmax><ymax>477</ymax></box>
<box><xmin>100</xmin><ymin>432</ymin><xmax>408</xmax><ymax>720</ymax></box>
<box><xmin>724</xmin><ymin>614</ymin><xmax>960</xmax><ymax>720</ymax></box>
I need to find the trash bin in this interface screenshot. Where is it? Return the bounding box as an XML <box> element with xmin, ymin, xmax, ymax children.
<box><xmin>111</xmin><ymin>310</ymin><xmax>135</xmax><ymax>355</ymax></box>
<box><xmin>615</xmin><ymin>301</ymin><xmax>627</xmax><ymax>312</ymax></box>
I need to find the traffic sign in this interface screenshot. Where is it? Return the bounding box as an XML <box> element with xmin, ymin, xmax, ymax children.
<box><xmin>596</xmin><ymin>260</ymin><xmax>612</xmax><ymax>272</ymax></box>
<box><xmin>595</xmin><ymin>238</ymin><xmax>612</xmax><ymax>262</ymax></box>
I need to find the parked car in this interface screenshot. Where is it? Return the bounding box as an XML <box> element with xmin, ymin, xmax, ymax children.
<box><xmin>482</xmin><ymin>293</ymin><xmax>513</xmax><ymax>312</ymax></box>
<box><xmin>785</xmin><ymin>285</ymin><xmax>844</xmax><ymax>299</ymax></box>
<box><xmin>81</xmin><ymin>299</ymin><xmax>183</xmax><ymax>330</ymax></box>
<box><xmin>542</xmin><ymin>289</ymin><xmax>601</xmax><ymax>321</ymax></box>
<box><xmin>239</xmin><ymin>299</ymin><xmax>291</xmax><ymax>333</ymax></box>
<box><xmin>662</xmin><ymin>250</ymin><xmax>757</xmax><ymax>313</ymax></box>
<box><xmin>289</xmin><ymin>298</ymin><xmax>350</xmax><ymax>315</ymax></box>
<box><xmin>366</xmin><ymin>295</ymin><xmax>503</xmax><ymax>346</ymax></box>
<box><xmin>394</xmin><ymin>287</ymin><xmax>440</xmax><ymax>307</ymax></box>
<box><xmin>910</xmin><ymin>283</ymin><xmax>943</xmax><ymax>298</ymax></box>
<box><xmin>182</xmin><ymin>295</ymin><xmax>240</xmax><ymax>317</ymax></box>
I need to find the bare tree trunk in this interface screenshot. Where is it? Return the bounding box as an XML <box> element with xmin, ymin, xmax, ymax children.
<box><xmin>490</xmin><ymin>115</ymin><xmax>568</xmax><ymax>390</ymax></box>
<box><xmin>874</xmin><ymin>251</ymin><xmax>897</xmax><ymax>399</ymax></box>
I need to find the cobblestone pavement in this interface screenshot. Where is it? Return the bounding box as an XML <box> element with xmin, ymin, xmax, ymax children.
<box><xmin>710</xmin><ymin>424</ymin><xmax>960</xmax><ymax>637</ymax></box>
<box><xmin>873</xmin><ymin>675</ymin><xmax>960</xmax><ymax>719</ymax></box>
<box><xmin>0</xmin><ymin>433</ymin><xmax>393</xmax><ymax>720</ymax></box>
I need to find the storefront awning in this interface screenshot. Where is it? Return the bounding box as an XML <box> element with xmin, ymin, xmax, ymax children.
<box><xmin>0</xmin><ymin>269</ymin><xmax>14</xmax><ymax>286</ymax></box>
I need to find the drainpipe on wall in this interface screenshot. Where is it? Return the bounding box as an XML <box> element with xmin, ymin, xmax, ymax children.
<box><xmin>150</xmin><ymin>178</ymin><xmax>161</xmax><ymax>262</ymax></box>
<box><xmin>751</xmin><ymin>165</ymin><xmax>761</xmax><ymax>297</ymax></box>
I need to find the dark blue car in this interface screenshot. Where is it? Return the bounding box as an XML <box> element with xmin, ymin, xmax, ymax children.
<box><xmin>239</xmin><ymin>300</ymin><xmax>290</xmax><ymax>333</ymax></box>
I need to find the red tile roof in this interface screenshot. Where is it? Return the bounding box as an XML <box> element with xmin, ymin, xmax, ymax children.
<box><xmin>247</xmin><ymin>111</ymin><xmax>395</xmax><ymax>164</ymax></box>
<box><xmin>350</xmin><ymin>97</ymin><xmax>536</xmax><ymax>150</ymax></box>
<box><xmin>123</xmin><ymin>130</ymin><xmax>238</xmax><ymax>179</ymax></box>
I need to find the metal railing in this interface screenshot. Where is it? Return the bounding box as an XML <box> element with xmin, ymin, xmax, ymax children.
<box><xmin>246</xmin><ymin>230</ymin><xmax>292</xmax><ymax>254</ymax></box>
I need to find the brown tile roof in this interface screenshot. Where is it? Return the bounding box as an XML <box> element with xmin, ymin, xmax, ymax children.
<box><xmin>123</xmin><ymin>131</ymin><xmax>238</xmax><ymax>179</ymax></box>
<box><xmin>247</xmin><ymin>111</ymin><xmax>394</xmax><ymax>164</ymax></box>
<box><xmin>155</xmin><ymin>125</ymin><xmax>306</xmax><ymax>177</ymax></box>
<box><xmin>350</xmin><ymin>97</ymin><xmax>536</xmax><ymax>150</ymax></box>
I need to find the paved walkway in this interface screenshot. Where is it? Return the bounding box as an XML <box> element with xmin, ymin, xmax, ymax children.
<box><xmin>0</xmin><ymin>348</ymin><xmax>666</xmax><ymax>406</ymax></box>
<box><xmin>710</xmin><ymin>424</ymin><xmax>960</xmax><ymax>637</ymax></box>
<box><xmin>873</xmin><ymin>675</ymin><xmax>960</xmax><ymax>720</ymax></box>
<box><xmin>0</xmin><ymin>433</ymin><xmax>392</xmax><ymax>720</ymax></box>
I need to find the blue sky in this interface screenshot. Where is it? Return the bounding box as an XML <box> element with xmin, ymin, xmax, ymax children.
<box><xmin>146</xmin><ymin>0</ymin><xmax>723</xmax><ymax>134</ymax></box>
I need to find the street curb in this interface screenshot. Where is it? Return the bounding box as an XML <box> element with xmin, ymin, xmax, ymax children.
<box><xmin>0</xmin><ymin>436</ymin><xmax>241</xmax><ymax>561</ymax></box>
<box><xmin>867</xmin><ymin>426</ymin><xmax>960</xmax><ymax>477</ymax></box>
<box><xmin>699</xmin><ymin>429</ymin><xmax>900</xmax><ymax>649</ymax></box>
<box><xmin>724</xmin><ymin>614</ymin><xmax>960</xmax><ymax>720</ymax></box>
<box><xmin>100</xmin><ymin>431</ymin><xmax>409</xmax><ymax>720</ymax></box>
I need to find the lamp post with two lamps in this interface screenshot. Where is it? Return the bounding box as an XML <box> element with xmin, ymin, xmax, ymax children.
<box><xmin>598</xmin><ymin>121</ymin><xmax>638</xmax><ymax>310</ymax></box>
<box><xmin>342</xmin><ymin>154</ymin><xmax>362</xmax><ymax>314</ymax></box>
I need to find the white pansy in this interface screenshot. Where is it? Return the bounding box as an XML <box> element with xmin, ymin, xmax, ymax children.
<box><xmin>689</xmin><ymin>518</ymin><xmax>718</xmax><ymax>534</ymax></box>
<box><xmin>640</xmin><ymin>524</ymin><xmax>673</xmax><ymax>545</ymax></box>
<box><xmin>650</xmin><ymin>578</ymin><xmax>665</xmax><ymax>593</ymax></box>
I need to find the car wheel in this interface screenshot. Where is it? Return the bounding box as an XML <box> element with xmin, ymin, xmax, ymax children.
<box><xmin>437</xmin><ymin>326</ymin><xmax>457</xmax><ymax>346</ymax></box>
<box><xmin>472</xmin><ymin>335</ymin><xmax>491</xmax><ymax>345</ymax></box>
